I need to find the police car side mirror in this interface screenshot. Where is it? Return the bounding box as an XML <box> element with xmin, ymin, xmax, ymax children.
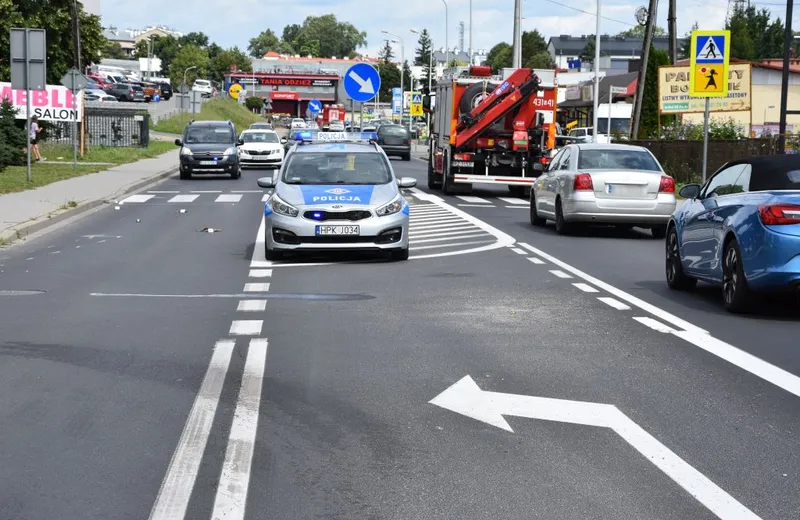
<box><xmin>281</xmin><ymin>137</ymin><xmax>288</xmax><ymax>144</ymax></box>
<box><xmin>256</xmin><ymin>177</ymin><xmax>275</xmax><ymax>189</ymax></box>
<box><xmin>398</xmin><ymin>177</ymin><xmax>417</xmax><ymax>188</ymax></box>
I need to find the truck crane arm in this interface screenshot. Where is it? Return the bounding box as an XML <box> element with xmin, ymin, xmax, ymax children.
<box><xmin>454</xmin><ymin>68</ymin><xmax>541</xmax><ymax>149</ymax></box>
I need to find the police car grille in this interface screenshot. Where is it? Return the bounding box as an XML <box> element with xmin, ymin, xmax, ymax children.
<box><xmin>304</xmin><ymin>210</ymin><xmax>372</xmax><ymax>221</ymax></box>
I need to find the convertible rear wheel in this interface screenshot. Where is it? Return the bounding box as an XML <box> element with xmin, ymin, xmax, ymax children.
<box><xmin>722</xmin><ymin>240</ymin><xmax>753</xmax><ymax>313</ymax></box>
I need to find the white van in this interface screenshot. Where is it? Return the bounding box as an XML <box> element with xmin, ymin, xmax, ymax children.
<box><xmin>192</xmin><ymin>79</ymin><xmax>213</xmax><ymax>97</ymax></box>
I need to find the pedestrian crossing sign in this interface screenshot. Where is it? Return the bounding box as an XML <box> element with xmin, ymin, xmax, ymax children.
<box><xmin>411</xmin><ymin>93</ymin><xmax>422</xmax><ymax>104</ymax></box>
<box><xmin>689</xmin><ymin>30</ymin><xmax>730</xmax><ymax>97</ymax></box>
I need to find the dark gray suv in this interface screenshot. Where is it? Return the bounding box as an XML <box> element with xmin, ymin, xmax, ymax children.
<box><xmin>175</xmin><ymin>120</ymin><xmax>243</xmax><ymax>180</ymax></box>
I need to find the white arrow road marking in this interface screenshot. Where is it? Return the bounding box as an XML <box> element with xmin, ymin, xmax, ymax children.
<box><xmin>430</xmin><ymin>376</ymin><xmax>762</xmax><ymax>520</ymax></box>
<box><xmin>148</xmin><ymin>340</ymin><xmax>235</xmax><ymax>520</ymax></box>
<box><xmin>348</xmin><ymin>70</ymin><xmax>375</xmax><ymax>94</ymax></box>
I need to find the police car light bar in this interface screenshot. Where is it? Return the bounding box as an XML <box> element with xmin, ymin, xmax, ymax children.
<box><xmin>294</xmin><ymin>131</ymin><xmax>378</xmax><ymax>143</ymax></box>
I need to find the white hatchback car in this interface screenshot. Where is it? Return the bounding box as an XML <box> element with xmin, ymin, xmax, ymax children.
<box><xmin>238</xmin><ymin>129</ymin><xmax>287</xmax><ymax>169</ymax></box>
<box><xmin>192</xmin><ymin>79</ymin><xmax>213</xmax><ymax>97</ymax></box>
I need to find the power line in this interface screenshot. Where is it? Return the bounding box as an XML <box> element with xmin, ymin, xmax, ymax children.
<box><xmin>525</xmin><ymin>0</ymin><xmax>637</xmax><ymax>27</ymax></box>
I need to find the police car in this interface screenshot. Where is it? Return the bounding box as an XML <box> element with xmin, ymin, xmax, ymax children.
<box><xmin>256</xmin><ymin>131</ymin><xmax>417</xmax><ymax>261</ymax></box>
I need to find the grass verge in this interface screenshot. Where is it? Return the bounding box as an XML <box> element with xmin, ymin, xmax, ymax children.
<box><xmin>151</xmin><ymin>98</ymin><xmax>264</xmax><ymax>134</ymax></box>
<box><xmin>0</xmin><ymin>141</ymin><xmax>175</xmax><ymax>195</ymax></box>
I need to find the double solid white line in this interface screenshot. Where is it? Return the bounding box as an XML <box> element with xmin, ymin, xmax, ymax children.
<box><xmin>149</xmin><ymin>338</ymin><xmax>268</xmax><ymax>520</ymax></box>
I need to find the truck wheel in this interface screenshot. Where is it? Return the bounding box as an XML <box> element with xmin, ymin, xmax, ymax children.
<box><xmin>459</xmin><ymin>82</ymin><xmax>498</xmax><ymax>116</ymax></box>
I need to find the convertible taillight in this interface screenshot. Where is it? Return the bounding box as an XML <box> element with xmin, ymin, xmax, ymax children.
<box><xmin>758</xmin><ymin>203</ymin><xmax>800</xmax><ymax>225</ymax></box>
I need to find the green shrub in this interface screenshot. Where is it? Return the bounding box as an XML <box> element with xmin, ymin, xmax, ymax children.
<box><xmin>0</xmin><ymin>99</ymin><xmax>26</xmax><ymax>171</ymax></box>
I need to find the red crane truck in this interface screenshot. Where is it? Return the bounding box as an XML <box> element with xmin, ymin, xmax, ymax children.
<box><xmin>426</xmin><ymin>66</ymin><xmax>558</xmax><ymax>197</ymax></box>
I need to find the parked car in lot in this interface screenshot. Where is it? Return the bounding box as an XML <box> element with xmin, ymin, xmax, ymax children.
<box><xmin>158</xmin><ymin>82</ymin><xmax>172</xmax><ymax>100</ymax></box>
<box><xmin>376</xmin><ymin>124</ymin><xmax>411</xmax><ymax>161</ymax></box>
<box><xmin>105</xmin><ymin>82</ymin><xmax>145</xmax><ymax>102</ymax></box>
<box><xmin>666</xmin><ymin>154</ymin><xmax>800</xmax><ymax>312</ymax></box>
<box><xmin>529</xmin><ymin>143</ymin><xmax>676</xmax><ymax>237</ymax></box>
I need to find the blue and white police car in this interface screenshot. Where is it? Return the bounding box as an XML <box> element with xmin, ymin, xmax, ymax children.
<box><xmin>256</xmin><ymin>131</ymin><xmax>417</xmax><ymax>261</ymax></box>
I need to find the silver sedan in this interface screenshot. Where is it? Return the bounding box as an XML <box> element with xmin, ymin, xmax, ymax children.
<box><xmin>529</xmin><ymin>143</ymin><xmax>677</xmax><ymax>238</ymax></box>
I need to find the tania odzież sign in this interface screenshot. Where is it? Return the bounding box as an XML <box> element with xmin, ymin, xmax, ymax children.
<box><xmin>0</xmin><ymin>83</ymin><xmax>83</xmax><ymax>122</ymax></box>
<box><xmin>657</xmin><ymin>63</ymin><xmax>751</xmax><ymax>114</ymax></box>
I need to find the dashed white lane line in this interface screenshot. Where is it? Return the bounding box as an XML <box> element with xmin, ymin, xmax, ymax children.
<box><xmin>148</xmin><ymin>339</ymin><xmax>235</xmax><ymax>520</ymax></box>
<box><xmin>120</xmin><ymin>194</ymin><xmax>155</xmax><ymax>203</ymax></box>
<box><xmin>229</xmin><ymin>320</ymin><xmax>263</xmax><ymax>336</ymax></box>
<box><xmin>510</xmin><ymin>247</ymin><xmax>527</xmax><ymax>255</ymax></box>
<box><xmin>516</xmin><ymin>241</ymin><xmax>800</xmax><ymax>399</ymax></box>
<box><xmin>412</xmin><ymin>239</ymin><xmax>495</xmax><ymax>251</ymax></box>
<box><xmin>573</xmin><ymin>283</ymin><xmax>599</xmax><ymax>293</ymax></box>
<box><xmin>550</xmin><ymin>269</ymin><xmax>572</xmax><ymax>279</ymax></box>
<box><xmin>216</xmin><ymin>194</ymin><xmax>243</xmax><ymax>203</ymax></box>
<box><xmin>149</xmin><ymin>190</ymin><xmax>180</xmax><ymax>194</ymax></box>
<box><xmin>248</xmin><ymin>269</ymin><xmax>273</xmax><ymax>278</ymax></box>
<box><xmin>499</xmin><ymin>197</ymin><xmax>527</xmax><ymax>205</ymax></box>
<box><xmin>456</xmin><ymin>196</ymin><xmax>491</xmax><ymax>203</ymax></box>
<box><xmin>211</xmin><ymin>338</ymin><xmax>268</xmax><ymax>520</ymax></box>
<box><xmin>527</xmin><ymin>257</ymin><xmax>545</xmax><ymax>265</ymax></box>
<box><xmin>458</xmin><ymin>203</ymin><xmax>496</xmax><ymax>208</ymax></box>
<box><xmin>193</xmin><ymin>190</ymin><xmax>222</xmax><ymax>194</ymax></box>
<box><xmin>634</xmin><ymin>316</ymin><xmax>676</xmax><ymax>333</ymax></box>
<box><xmin>505</xmin><ymin>205</ymin><xmax>528</xmax><ymax>209</ymax></box>
<box><xmin>237</xmin><ymin>300</ymin><xmax>267</xmax><ymax>312</ymax></box>
<box><xmin>598</xmin><ymin>297</ymin><xmax>631</xmax><ymax>310</ymax></box>
<box><xmin>231</xmin><ymin>190</ymin><xmax>263</xmax><ymax>193</ymax></box>
<box><xmin>168</xmin><ymin>194</ymin><xmax>200</xmax><ymax>203</ymax></box>
<box><xmin>243</xmin><ymin>283</ymin><xmax>270</xmax><ymax>292</ymax></box>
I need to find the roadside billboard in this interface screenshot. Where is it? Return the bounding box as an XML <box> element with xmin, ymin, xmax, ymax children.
<box><xmin>658</xmin><ymin>63</ymin><xmax>751</xmax><ymax>114</ymax></box>
<box><xmin>0</xmin><ymin>82</ymin><xmax>83</xmax><ymax>122</ymax></box>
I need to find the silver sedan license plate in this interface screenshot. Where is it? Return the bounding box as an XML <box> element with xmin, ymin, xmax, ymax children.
<box><xmin>316</xmin><ymin>225</ymin><xmax>360</xmax><ymax>236</ymax></box>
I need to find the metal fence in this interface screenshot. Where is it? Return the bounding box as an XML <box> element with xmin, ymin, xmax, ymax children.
<box><xmin>43</xmin><ymin>102</ymin><xmax>150</xmax><ymax>148</ymax></box>
<box><xmin>627</xmin><ymin>137</ymin><xmax>800</xmax><ymax>183</ymax></box>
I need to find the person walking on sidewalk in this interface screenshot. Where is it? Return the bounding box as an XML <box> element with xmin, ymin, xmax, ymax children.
<box><xmin>24</xmin><ymin>115</ymin><xmax>45</xmax><ymax>162</ymax></box>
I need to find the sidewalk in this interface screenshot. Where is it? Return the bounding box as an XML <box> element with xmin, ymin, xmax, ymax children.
<box><xmin>0</xmin><ymin>150</ymin><xmax>178</xmax><ymax>243</ymax></box>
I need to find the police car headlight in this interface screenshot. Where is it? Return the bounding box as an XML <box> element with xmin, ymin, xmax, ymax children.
<box><xmin>180</xmin><ymin>147</ymin><xmax>192</xmax><ymax>156</ymax></box>
<box><xmin>270</xmin><ymin>194</ymin><xmax>299</xmax><ymax>217</ymax></box>
<box><xmin>376</xmin><ymin>196</ymin><xmax>404</xmax><ymax>217</ymax></box>
<box><xmin>222</xmin><ymin>147</ymin><xmax>235</xmax><ymax>156</ymax></box>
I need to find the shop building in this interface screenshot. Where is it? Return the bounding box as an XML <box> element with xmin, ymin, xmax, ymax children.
<box><xmin>224</xmin><ymin>71</ymin><xmax>340</xmax><ymax>117</ymax></box>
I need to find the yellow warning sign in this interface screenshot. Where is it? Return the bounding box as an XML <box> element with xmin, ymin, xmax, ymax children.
<box><xmin>693</xmin><ymin>64</ymin><xmax>725</xmax><ymax>95</ymax></box>
<box><xmin>410</xmin><ymin>91</ymin><xmax>423</xmax><ymax>116</ymax></box>
<box><xmin>228</xmin><ymin>83</ymin><xmax>243</xmax><ymax>100</ymax></box>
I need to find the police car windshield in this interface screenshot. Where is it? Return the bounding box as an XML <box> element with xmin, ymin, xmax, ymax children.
<box><xmin>242</xmin><ymin>131</ymin><xmax>279</xmax><ymax>143</ymax></box>
<box><xmin>283</xmin><ymin>152</ymin><xmax>392</xmax><ymax>185</ymax></box>
<box><xmin>185</xmin><ymin>127</ymin><xmax>234</xmax><ymax>144</ymax></box>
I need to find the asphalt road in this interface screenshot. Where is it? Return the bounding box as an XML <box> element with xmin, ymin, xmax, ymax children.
<box><xmin>0</xmin><ymin>156</ymin><xmax>798</xmax><ymax>520</ymax></box>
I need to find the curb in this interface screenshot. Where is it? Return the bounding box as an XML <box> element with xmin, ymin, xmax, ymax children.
<box><xmin>0</xmin><ymin>165</ymin><xmax>178</xmax><ymax>245</ymax></box>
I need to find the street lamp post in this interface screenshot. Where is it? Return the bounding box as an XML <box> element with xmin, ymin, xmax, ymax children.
<box><xmin>441</xmin><ymin>0</ymin><xmax>449</xmax><ymax>70</ymax></box>
<box><xmin>591</xmin><ymin>0</ymin><xmax>601</xmax><ymax>142</ymax></box>
<box><xmin>382</xmin><ymin>31</ymin><xmax>405</xmax><ymax>124</ymax></box>
<box><xmin>181</xmin><ymin>65</ymin><xmax>197</xmax><ymax>131</ymax></box>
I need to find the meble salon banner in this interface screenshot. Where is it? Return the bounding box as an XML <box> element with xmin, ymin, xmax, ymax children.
<box><xmin>0</xmin><ymin>83</ymin><xmax>83</xmax><ymax>122</ymax></box>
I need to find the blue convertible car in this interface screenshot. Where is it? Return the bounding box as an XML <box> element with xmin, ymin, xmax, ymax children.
<box><xmin>666</xmin><ymin>154</ymin><xmax>800</xmax><ymax>312</ymax></box>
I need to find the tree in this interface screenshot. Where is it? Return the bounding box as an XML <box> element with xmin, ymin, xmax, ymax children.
<box><xmin>521</xmin><ymin>30</ymin><xmax>549</xmax><ymax>64</ymax></box>
<box><xmin>169</xmin><ymin>45</ymin><xmax>211</xmax><ymax>88</ymax></box>
<box><xmin>282</xmin><ymin>15</ymin><xmax>367</xmax><ymax>58</ymax></box>
<box><xmin>677</xmin><ymin>22</ymin><xmax>698</xmax><ymax>60</ymax></box>
<box><xmin>0</xmin><ymin>98</ymin><xmax>25</xmax><ymax>171</ymax></box>
<box><xmin>402</xmin><ymin>61</ymin><xmax>413</xmax><ymax>89</ymax></box>
<box><xmin>378</xmin><ymin>40</ymin><xmax>395</xmax><ymax>63</ymax></box>
<box><xmin>638</xmin><ymin>46</ymin><xmax>672</xmax><ymax>138</ymax></box>
<box><xmin>211</xmin><ymin>47</ymin><xmax>252</xmax><ymax>83</ymax></box>
<box><xmin>179</xmin><ymin>32</ymin><xmax>210</xmax><ymax>48</ymax></box>
<box><xmin>484</xmin><ymin>42</ymin><xmax>512</xmax><ymax>72</ymax></box>
<box><xmin>135</xmin><ymin>35</ymin><xmax>181</xmax><ymax>75</ymax></box>
<box><xmin>616</xmin><ymin>25</ymin><xmax>667</xmax><ymax>38</ymax></box>
<box><xmin>102</xmin><ymin>41</ymin><xmax>126</xmax><ymax>59</ymax></box>
<box><xmin>414</xmin><ymin>29</ymin><xmax>434</xmax><ymax>87</ymax></box>
<box><xmin>245</xmin><ymin>96</ymin><xmax>264</xmax><ymax>112</ymax></box>
<box><xmin>726</xmin><ymin>5</ymin><xmax>786</xmax><ymax>60</ymax></box>
<box><xmin>525</xmin><ymin>51</ymin><xmax>555</xmax><ymax>69</ymax></box>
<box><xmin>248</xmin><ymin>29</ymin><xmax>283</xmax><ymax>58</ymax></box>
<box><xmin>377</xmin><ymin>62</ymin><xmax>400</xmax><ymax>100</ymax></box>
<box><xmin>0</xmin><ymin>0</ymin><xmax>105</xmax><ymax>85</ymax></box>
<box><xmin>727</xmin><ymin>5</ymin><xmax>756</xmax><ymax>60</ymax></box>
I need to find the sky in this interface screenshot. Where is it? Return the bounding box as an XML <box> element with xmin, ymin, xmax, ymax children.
<box><xmin>99</xmin><ymin>0</ymin><xmax>794</xmax><ymax>59</ymax></box>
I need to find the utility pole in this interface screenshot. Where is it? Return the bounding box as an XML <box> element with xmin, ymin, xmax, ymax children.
<box><xmin>512</xmin><ymin>0</ymin><xmax>522</xmax><ymax>67</ymax></box>
<box><xmin>778</xmin><ymin>0</ymin><xmax>795</xmax><ymax>151</ymax></box>
<box><xmin>72</xmin><ymin>0</ymin><xmax>82</xmax><ymax>70</ymax></box>
<box><xmin>668</xmin><ymin>0</ymin><xmax>677</xmax><ymax>64</ymax></box>
<box><xmin>631</xmin><ymin>0</ymin><xmax>658</xmax><ymax>140</ymax></box>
